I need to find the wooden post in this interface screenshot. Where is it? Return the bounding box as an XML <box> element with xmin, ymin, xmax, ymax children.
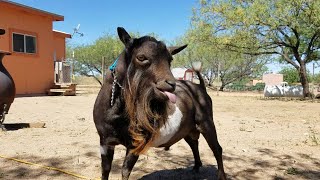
<box><xmin>71</xmin><ymin>51</ymin><xmax>75</xmax><ymax>83</ymax></box>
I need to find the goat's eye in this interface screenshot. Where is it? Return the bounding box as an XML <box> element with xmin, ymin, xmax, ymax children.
<box><xmin>136</xmin><ymin>55</ymin><xmax>150</xmax><ymax>66</ymax></box>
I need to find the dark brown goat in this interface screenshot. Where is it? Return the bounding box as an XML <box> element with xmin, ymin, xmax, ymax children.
<box><xmin>93</xmin><ymin>27</ymin><xmax>226</xmax><ymax>180</ymax></box>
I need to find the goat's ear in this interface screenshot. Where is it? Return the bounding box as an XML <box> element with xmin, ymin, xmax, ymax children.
<box><xmin>117</xmin><ymin>27</ymin><xmax>132</xmax><ymax>47</ymax></box>
<box><xmin>168</xmin><ymin>44</ymin><xmax>188</xmax><ymax>55</ymax></box>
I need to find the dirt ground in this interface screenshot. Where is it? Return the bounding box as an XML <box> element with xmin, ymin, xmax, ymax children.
<box><xmin>1</xmin><ymin>89</ymin><xmax>319</xmax><ymax>180</ymax></box>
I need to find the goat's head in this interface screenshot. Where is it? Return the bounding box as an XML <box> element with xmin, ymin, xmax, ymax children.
<box><xmin>118</xmin><ymin>27</ymin><xmax>186</xmax><ymax>103</ymax></box>
<box><xmin>117</xmin><ymin>27</ymin><xmax>187</xmax><ymax>154</ymax></box>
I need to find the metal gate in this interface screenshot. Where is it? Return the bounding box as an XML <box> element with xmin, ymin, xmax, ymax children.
<box><xmin>54</xmin><ymin>61</ymin><xmax>71</xmax><ymax>84</ymax></box>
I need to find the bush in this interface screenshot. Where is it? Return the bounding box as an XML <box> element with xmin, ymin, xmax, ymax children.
<box><xmin>252</xmin><ymin>82</ymin><xmax>265</xmax><ymax>91</ymax></box>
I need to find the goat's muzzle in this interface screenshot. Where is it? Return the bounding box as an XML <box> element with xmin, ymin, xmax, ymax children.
<box><xmin>154</xmin><ymin>80</ymin><xmax>177</xmax><ymax>103</ymax></box>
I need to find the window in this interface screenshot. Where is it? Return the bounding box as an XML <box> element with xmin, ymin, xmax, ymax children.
<box><xmin>12</xmin><ymin>33</ymin><xmax>36</xmax><ymax>54</ymax></box>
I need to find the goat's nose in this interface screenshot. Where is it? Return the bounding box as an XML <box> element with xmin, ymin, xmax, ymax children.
<box><xmin>166</xmin><ymin>80</ymin><xmax>176</xmax><ymax>90</ymax></box>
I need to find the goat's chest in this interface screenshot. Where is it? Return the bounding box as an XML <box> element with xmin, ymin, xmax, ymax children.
<box><xmin>152</xmin><ymin>105</ymin><xmax>183</xmax><ymax>147</ymax></box>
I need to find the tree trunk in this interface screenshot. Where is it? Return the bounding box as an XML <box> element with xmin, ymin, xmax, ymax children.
<box><xmin>299</xmin><ymin>63</ymin><xmax>312</xmax><ymax>98</ymax></box>
<box><xmin>219</xmin><ymin>84</ymin><xmax>225</xmax><ymax>91</ymax></box>
<box><xmin>219</xmin><ymin>81</ymin><xmax>227</xmax><ymax>91</ymax></box>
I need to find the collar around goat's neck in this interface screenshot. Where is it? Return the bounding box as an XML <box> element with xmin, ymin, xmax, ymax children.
<box><xmin>109</xmin><ymin>56</ymin><xmax>119</xmax><ymax>72</ymax></box>
<box><xmin>109</xmin><ymin>53</ymin><xmax>124</xmax><ymax>107</ymax></box>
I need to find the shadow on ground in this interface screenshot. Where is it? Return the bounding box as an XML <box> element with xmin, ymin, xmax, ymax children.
<box><xmin>1</xmin><ymin>155</ymin><xmax>77</xmax><ymax>179</ymax></box>
<box><xmin>131</xmin><ymin>145</ymin><xmax>221</xmax><ymax>180</ymax></box>
<box><xmin>2</xmin><ymin>123</ymin><xmax>45</xmax><ymax>131</ymax></box>
<box><xmin>0</xmin><ymin>147</ymin><xmax>105</xmax><ymax>179</ymax></box>
<box><xmin>224</xmin><ymin>148</ymin><xmax>320</xmax><ymax>180</ymax></box>
<box><xmin>139</xmin><ymin>165</ymin><xmax>218</xmax><ymax>180</ymax></box>
<box><xmin>1</xmin><ymin>144</ymin><xmax>319</xmax><ymax>180</ymax></box>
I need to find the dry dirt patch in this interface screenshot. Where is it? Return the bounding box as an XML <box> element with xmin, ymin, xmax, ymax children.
<box><xmin>0</xmin><ymin>91</ymin><xmax>319</xmax><ymax>179</ymax></box>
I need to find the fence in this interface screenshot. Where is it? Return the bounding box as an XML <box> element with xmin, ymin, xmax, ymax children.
<box><xmin>54</xmin><ymin>61</ymin><xmax>72</xmax><ymax>84</ymax></box>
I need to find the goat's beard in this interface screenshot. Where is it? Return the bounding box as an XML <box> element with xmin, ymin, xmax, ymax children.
<box><xmin>124</xmin><ymin>77</ymin><xmax>168</xmax><ymax>155</ymax></box>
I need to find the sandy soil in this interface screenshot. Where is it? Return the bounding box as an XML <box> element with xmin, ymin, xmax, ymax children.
<box><xmin>1</xmin><ymin>90</ymin><xmax>319</xmax><ymax>180</ymax></box>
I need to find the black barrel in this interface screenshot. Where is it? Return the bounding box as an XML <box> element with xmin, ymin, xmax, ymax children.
<box><xmin>0</xmin><ymin>28</ymin><xmax>16</xmax><ymax>121</ymax></box>
<box><xmin>0</xmin><ymin>29</ymin><xmax>5</xmax><ymax>35</ymax></box>
<box><xmin>0</xmin><ymin>51</ymin><xmax>15</xmax><ymax>115</ymax></box>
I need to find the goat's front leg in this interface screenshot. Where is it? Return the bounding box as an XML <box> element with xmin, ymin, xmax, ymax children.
<box><xmin>100</xmin><ymin>140</ymin><xmax>115</xmax><ymax>180</ymax></box>
<box><xmin>122</xmin><ymin>148</ymin><xmax>139</xmax><ymax>180</ymax></box>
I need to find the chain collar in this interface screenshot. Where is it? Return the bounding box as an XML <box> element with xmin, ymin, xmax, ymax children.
<box><xmin>110</xmin><ymin>70</ymin><xmax>124</xmax><ymax>107</ymax></box>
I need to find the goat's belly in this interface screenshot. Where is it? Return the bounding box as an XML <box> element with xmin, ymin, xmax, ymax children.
<box><xmin>152</xmin><ymin>104</ymin><xmax>182</xmax><ymax>147</ymax></box>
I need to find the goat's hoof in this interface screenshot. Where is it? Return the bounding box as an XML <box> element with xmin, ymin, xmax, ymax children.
<box><xmin>192</xmin><ymin>164</ymin><xmax>202</xmax><ymax>173</ymax></box>
<box><xmin>192</xmin><ymin>168</ymin><xmax>200</xmax><ymax>173</ymax></box>
<box><xmin>164</xmin><ymin>147</ymin><xmax>170</xmax><ymax>151</ymax></box>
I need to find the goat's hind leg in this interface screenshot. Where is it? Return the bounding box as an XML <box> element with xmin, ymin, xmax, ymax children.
<box><xmin>122</xmin><ymin>148</ymin><xmax>139</xmax><ymax>180</ymax></box>
<box><xmin>199</xmin><ymin>121</ymin><xmax>227</xmax><ymax>180</ymax></box>
<box><xmin>184</xmin><ymin>135</ymin><xmax>202</xmax><ymax>172</ymax></box>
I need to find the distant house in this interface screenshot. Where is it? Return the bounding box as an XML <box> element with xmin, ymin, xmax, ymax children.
<box><xmin>262</xmin><ymin>73</ymin><xmax>284</xmax><ymax>86</ymax></box>
<box><xmin>171</xmin><ymin>68</ymin><xmax>194</xmax><ymax>82</ymax></box>
<box><xmin>0</xmin><ymin>0</ymin><xmax>70</xmax><ymax>95</ymax></box>
<box><xmin>248</xmin><ymin>79</ymin><xmax>264</xmax><ymax>86</ymax></box>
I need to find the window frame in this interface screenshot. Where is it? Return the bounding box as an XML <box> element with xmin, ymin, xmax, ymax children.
<box><xmin>12</xmin><ymin>32</ymin><xmax>37</xmax><ymax>54</ymax></box>
<box><xmin>9</xmin><ymin>28</ymin><xmax>39</xmax><ymax>57</ymax></box>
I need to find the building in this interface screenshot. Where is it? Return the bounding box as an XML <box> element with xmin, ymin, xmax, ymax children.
<box><xmin>248</xmin><ymin>79</ymin><xmax>264</xmax><ymax>86</ymax></box>
<box><xmin>0</xmin><ymin>0</ymin><xmax>70</xmax><ymax>95</ymax></box>
<box><xmin>171</xmin><ymin>68</ymin><xmax>194</xmax><ymax>82</ymax></box>
<box><xmin>262</xmin><ymin>73</ymin><xmax>284</xmax><ymax>86</ymax></box>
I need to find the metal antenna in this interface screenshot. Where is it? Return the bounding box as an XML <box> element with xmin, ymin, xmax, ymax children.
<box><xmin>71</xmin><ymin>24</ymin><xmax>84</xmax><ymax>38</ymax></box>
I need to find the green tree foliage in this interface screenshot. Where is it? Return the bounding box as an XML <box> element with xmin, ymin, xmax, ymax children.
<box><xmin>67</xmin><ymin>34</ymin><xmax>123</xmax><ymax>85</ymax></box>
<box><xmin>174</xmin><ymin>24</ymin><xmax>268</xmax><ymax>90</ymax></box>
<box><xmin>194</xmin><ymin>0</ymin><xmax>320</xmax><ymax>97</ymax></box>
<box><xmin>313</xmin><ymin>73</ymin><xmax>320</xmax><ymax>84</ymax></box>
<box><xmin>279</xmin><ymin>67</ymin><xmax>314</xmax><ymax>84</ymax></box>
<box><xmin>279</xmin><ymin>67</ymin><xmax>301</xmax><ymax>84</ymax></box>
<box><xmin>67</xmin><ymin>32</ymin><xmax>158</xmax><ymax>85</ymax></box>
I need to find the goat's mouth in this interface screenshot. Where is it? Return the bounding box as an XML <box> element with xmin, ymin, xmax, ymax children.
<box><xmin>154</xmin><ymin>88</ymin><xmax>177</xmax><ymax>104</ymax></box>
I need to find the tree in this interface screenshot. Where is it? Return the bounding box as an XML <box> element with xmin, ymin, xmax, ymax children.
<box><xmin>68</xmin><ymin>32</ymin><xmax>157</xmax><ymax>85</ymax></box>
<box><xmin>313</xmin><ymin>73</ymin><xmax>320</xmax><ymax>84</ymax></box>
<box><xmin>174</xmin><ymin>27</ymin><xmax>267</xmax><ymax>90</ymax></box>
<box><xmin>279</xmin><ymin>66</ymin><xmax>314</xmax><ymax>84</ymax></box>
<box><xmin>194</xmin><ymin>0</ymin><xmax>320</xmax><ymax>97</ymax></box>
<box><xmin>279</xmin><ymin>67</ymin><xmax>301</xmax><ymax>84</ymax></box>
<box><xmin>67</xmin><ymin>34</ymin><xmax>123</xmax><ymax>85</ymax></box>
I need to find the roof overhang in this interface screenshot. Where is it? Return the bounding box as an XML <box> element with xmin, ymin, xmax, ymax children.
<box><xmin>53</xmin><ymin>30</ymin><xmax>71</xmax><ymax>39</ymax></box>
<box><xmin>0</xmin><ymin>0</ymin><xmax>64</xmax><ymax>21</ymax></box>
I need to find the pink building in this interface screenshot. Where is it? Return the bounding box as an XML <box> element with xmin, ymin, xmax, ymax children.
<box><xmin>263</xmin><ymin>73</ymin><xmax>283</xmax><ymax>86</ymax></box>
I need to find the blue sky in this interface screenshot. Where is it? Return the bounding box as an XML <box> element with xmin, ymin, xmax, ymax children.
<box><xmin>11</xmin><ymin>0</ymin><xmax>197</xmax><ymax>45</ymax></box>
<box><xmin>9</xmin><ymin>0</ymin><xmax>319</xmax><ymax>73</ymax></box>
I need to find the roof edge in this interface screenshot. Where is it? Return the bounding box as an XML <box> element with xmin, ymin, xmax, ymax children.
<box><xmin>0</xmin><ymin>0</ymin><xmax>64</xmax><ymax>21</ymax></box>
<box><xmin>53</xmin><ymin>30</ymin><xmax>71</xmax><ymax>38</ymax></box>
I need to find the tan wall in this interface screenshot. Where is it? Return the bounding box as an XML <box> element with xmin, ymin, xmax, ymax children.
<box><xmin>263</xmin><ymin>74</ymin><xmax>284</xmax><ymax>86</ymax></box>
<box><xmin>248</xmin><ymin>79</ymin><xmax>264</xmax><ymax>86</ymax></box>
<box><xmin>0</xmin><ymin>5</ymin><xmax>59</xmax><ymax>94</ymax></box>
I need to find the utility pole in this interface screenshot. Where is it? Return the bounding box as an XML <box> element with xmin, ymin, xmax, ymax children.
<box><xmin>313</xmin><ymin>62</ymin><xmax>315</xmax><ymax>77</ymax></box>
<box><xmin>70</xmin><ymin>24</ymin><xmax>84</xmax><ymax>83</ymax></box>
<box><xmin>101</xmin><ymin>56</ymin><xmax>105</xmax><ymax>84</ymax></box>
<box><xmin>72</xmin><ymin>51</ymin><xmax>75</xmax><ymax>83</ymax></box>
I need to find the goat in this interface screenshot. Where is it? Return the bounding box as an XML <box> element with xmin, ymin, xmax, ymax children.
<box><xmin>93</xmin><ymin>27</ymin><xmax>226</xmax><ymax>180</ymax></box>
